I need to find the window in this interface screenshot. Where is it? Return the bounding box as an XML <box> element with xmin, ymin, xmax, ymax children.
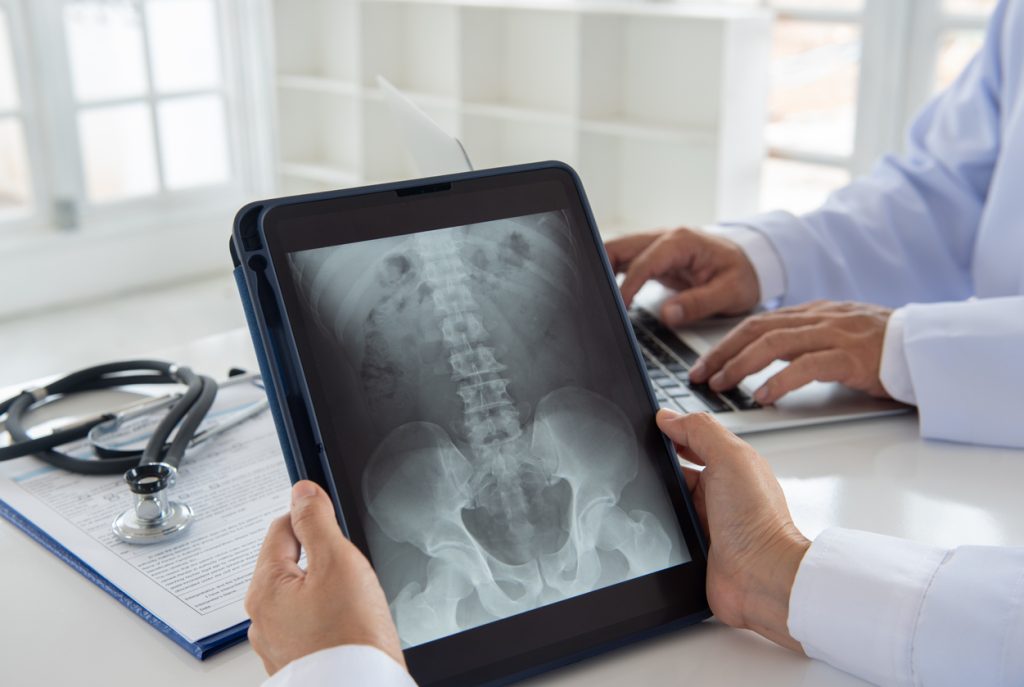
<box><xmin>0</xmin><ymin>0</ymin><xmax>273</xmax><ymax>319</ymax></box>
<box><xmin>761</xmin><ymin>3</ymin><xmax>863</xmax><ymax>212</ymax></box>
<box><xmin>0</xmin><ymin>3</ymin><xmax>35</xmax><ymax>222</ymax></box>
<box><xmin>749</xmin><ymin>0</ymin><xmax>994</xmax><ymax>212</ymax></box>
<box><xmin>0</xmin><ymin>0</ymin><xmax>266</xmax><ymax>235</ymax></box>
<box><xmin>65</xmin><ymin>0</ymin><xmax>229</xmax><ymax>204</ymax></box>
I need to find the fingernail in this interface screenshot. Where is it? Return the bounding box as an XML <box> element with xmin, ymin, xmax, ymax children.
<box><xmin>754</xmin><ymin>387</ymin><xmax>769</xmax><ymax>403</ymax></box>
<box><xmin>709</xmin><ymin>372</ymin><xmax>725</xmax><ymax>389</ymax></box>
<box><xmin>292</xmin><ymin>481</ymin><xmax>317</xmax><ymax>503</ymax></box>
<box><xmin>690</xmin><ymin>361</ymin><xmax>706</xmax><ymax>380</ymax></box>
<box><xmin>664</xmin><ymin>304</ymin><xmax>684</xmax><ymax>327</ymax></box>
<box><xmin>657</xmin><ymin>408</ymin><xmax>682</xmax><ymax>420</ymax></box>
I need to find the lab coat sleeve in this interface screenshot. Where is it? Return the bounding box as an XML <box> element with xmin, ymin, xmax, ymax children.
<box><xmin>789</xmin><ymin>528</ymin><xmax>1024</xmax><ymax>687</ymax></box>
<box><xmin>704</xmin><ymin>224</ymin><xmax>786</xmax><ymax>303</ymax></box>
<box><xmin>898</xmin><ymin>296</ymin><xmax>1024</xmax><ymax>448</ymax></box>
<box><xmin>878</xmin><ymin>308</ymin><xmax>915</xmax><ymax>405</ymax></box>
<box><xmin>261</xmin><ymin>645</ymin><xmax>417</xmax><ymax>687</ymax></box>
<box><xmin>720</xmin><ymin>0</ymin><xmax>1008</xmax><ymax>309</ymax></box>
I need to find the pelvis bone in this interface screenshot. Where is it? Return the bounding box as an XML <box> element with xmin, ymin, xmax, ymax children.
<box><xmin>363</xmin><ymin>386</ymin><xmax>673</xmax><ymax>646</ymax></box>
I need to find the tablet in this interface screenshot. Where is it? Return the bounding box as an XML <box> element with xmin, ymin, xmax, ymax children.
<box><xmin>231</xmin><ymin>162</ymin><xmax>709</xmax><ymax>686</ymax></box>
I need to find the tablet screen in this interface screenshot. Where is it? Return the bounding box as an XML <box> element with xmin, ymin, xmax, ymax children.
<box><xmin>260</xmin><ymin>168</ymin><xmax>705</xmax><ymax>677</ymax></box>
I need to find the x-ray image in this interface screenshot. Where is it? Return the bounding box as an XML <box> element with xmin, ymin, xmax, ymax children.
<box><xmin>287</xmin><ymin>210</ymin><xmax>688</xmax><ymax>647</ymax></box>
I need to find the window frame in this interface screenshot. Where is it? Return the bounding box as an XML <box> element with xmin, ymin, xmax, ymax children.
<box><xmin>0</xmin><ymin>0</ymin><xmax>275</xmax><ymax>321</ymax></box>
<box><xmin>0</xmin><ymin>0</ymin><xmax>49</xmax><ymax>232</ymax></box>
<box><xmin>764</xmin><ymin>0</ymin><xmax>990</xmax><ymax>182</ymax></box>
<box><xmin>2</xmin><ymin>0</ymin><xmax>272</xmax><ymax>238</ymax></box>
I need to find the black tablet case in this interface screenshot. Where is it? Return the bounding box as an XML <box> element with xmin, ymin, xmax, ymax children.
<box><xmin>229</xmin><ymin>163</ymin><xmax>711</xmax><ymax>686</ymax></box>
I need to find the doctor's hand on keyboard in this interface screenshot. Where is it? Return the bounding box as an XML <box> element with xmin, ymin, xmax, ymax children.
<box><xmin>605</xmin><ymin>227</ymin><xmax>761</xmax><ymax>326</ymax></box>
<box><xmin>688</xmin><ymin>300</ymin><xmax>894</xmax><ymax>405</ymax></box>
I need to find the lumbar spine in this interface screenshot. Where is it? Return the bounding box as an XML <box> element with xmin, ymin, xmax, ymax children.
<box><xmin>417</xmin><ymin>233</ymin><xmax>545</xmax><ymax>563</ymax></box>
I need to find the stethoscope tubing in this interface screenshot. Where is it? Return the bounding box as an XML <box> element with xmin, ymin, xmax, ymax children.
<box><xmin>0</xmin><ymin>360</ymin><xmax>216</xmax><ymax>475</ymax></box>
<box><xmin>87</xmin><ymin>372</ymin><xmax>265</xmax><ymax>458</ymax></box>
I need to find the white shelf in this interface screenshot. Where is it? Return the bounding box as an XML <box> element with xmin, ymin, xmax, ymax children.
<box><xmin>273</xmin><ymin>0</ymin><xmax>358</xmax><ymax>81</ymax></box>
<box><xmin>580</xmin><ymin>118</ymin><xmax>715</xmax><ymax>145</ymax></box>
<box><xmin>462</xmin><ymin>100</ymin><xmax>575</xmax><ymax>128</ymax></box>
<box><xmin>460</xmin><ymin>6</ymin><xmax>580</xmax><ymax>116</ymax></box>
<box><xmin>277</xmin><ymin>89</ymin><xmax>360</xmax><ymax>173</ymax></box>
<box><xmin>277</xmin><ymin>75</ymin><xmax>359</xmax><ymax>96</ymax></box>
<box><xmin>579</xmin><ymin>129</ymin><xmax>718</xmax><ymax>230</ymax></box>
<box><xmin>362</xmin><ymin>86</ymin><xmax>457</xmax><ymax>112</ymax></box>
<box><xmin>360</xmin><ymin>2</ymin><xmax>460</xmax><ymax>97</ymax></box>
<box><xmin>280</xmin><ymin>161</ymin><xmax>360</xmax><ymax>187</ymax></box>
<box><xmin>461</xmin><ymin>112</ymin><xmax>577</xmax><ymax>170</ymax></box>
<box><xmin>270</xmin><ymin>0</ymin><xmax>770</xmax><ymax>228</ymax></box>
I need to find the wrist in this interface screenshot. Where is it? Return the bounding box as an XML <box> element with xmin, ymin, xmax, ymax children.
<box><xmin>739</xmin><ymin>524</ymin><xmax>810</xmax><ymax>653</ymax></box>
<box><xmin>704</xmin><ymin>224</ymin><xmax>786</xmax><ymax>305</ymax></box>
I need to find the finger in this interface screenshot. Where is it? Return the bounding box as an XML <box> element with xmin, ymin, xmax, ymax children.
<box><xmin>689</xmin><ymin>314</ymin><xmax>821</xmax><ymax>382</ymax></box>
<box><xmin>672</xmin><ymin>440</ymin><xmax>706</xmax><ymax>466</ymax></box>
<box><xmin>289</xmin><ymin>480</ymin><xmax>345</xmax><ymax>573</ymax></box>
<box><xmin>658</xmin><ymin>281</ymin><xmax>739</xmax><ymax>327</ymax></box>
<box><xmin>771</xmin><ymin>300</ymin><xmax>824</xmax><ymax>315</ymax></box>
<box><xmin>603</xmin><ymin>231</ymin><xmax>663</xmax><ymax>274</ymax></box>
<box><xmin>679</xmin><ymin>465</ymin><xmax>708</xmax><ymax>535</ymax></box>
<box><xmin>618</xmin><ymin>232</ymin><xmax>691</xmax><ymax>306</ymax></box>
<box><xmin>708</xmin><ymin>325</ymin><xmax>837</xmax><ymax>391</ymax></box>
<box><xmin>247</xmin><ymin>516</ymin><xmax>301</xmax><ymax>618</ymax></box>
<box><xmin>656</xmin><ymin>409</ymin><xmax>748</xmax><ymax>466</ymax></box>
<box><xmin>755</xmin><ymin>350</ymin><xmax>848</xmax><ymax>404</ymax></box>
<box><xmin>253</xmin><ymin>515</ymin><xmax>302</xmax><ymax>577</ymax></box>
<box><xmin>680</xmin><ymin>464</ymin><xmax>701</xmax><ymax>492</ymax></box>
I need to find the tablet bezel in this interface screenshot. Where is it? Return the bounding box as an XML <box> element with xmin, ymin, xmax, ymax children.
<box><xmin>250</xmin><ymin>163</ymin><xmax>710</xmax><ymax>685</ymax></box>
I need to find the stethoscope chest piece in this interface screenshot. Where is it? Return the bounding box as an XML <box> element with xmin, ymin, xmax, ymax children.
<box><xmin>112</xmin><ymin>463</ymin><xmax>193</xmax><ymax>544</ymax></box>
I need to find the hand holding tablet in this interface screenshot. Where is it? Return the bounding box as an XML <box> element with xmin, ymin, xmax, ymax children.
<box><xmin>244</xmin><ymin>410</ymin><xmax>814</xmax><ymax>682</ymax></box>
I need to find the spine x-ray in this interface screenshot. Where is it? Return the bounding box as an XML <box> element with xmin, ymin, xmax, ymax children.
<box><xmin>288</xmin><ymin>210</ymin><xmax>688</xmax><ymax>647</ymax></box>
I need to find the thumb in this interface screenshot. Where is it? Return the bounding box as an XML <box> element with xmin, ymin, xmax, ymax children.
<box><xmin>660</xmin><ymin>281</ymin><xmax>735</xmax><ymax>327</ymax></box>
<box><xmin>656</xmin><ymin>409</ymin><xmax>746</xmax><ymax>466</ymax></box>
<box><xmin>289</xmin><ymin>480</ymin><xmax>344</xmax><ymax>571</ymax></box>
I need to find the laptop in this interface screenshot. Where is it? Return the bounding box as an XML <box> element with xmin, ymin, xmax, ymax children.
<box><xmin>378</xmin><ymin>77</ymin><xmax>909</xmax><ymax>434</ymax></box>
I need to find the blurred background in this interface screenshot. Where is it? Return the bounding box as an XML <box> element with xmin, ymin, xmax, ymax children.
<box><xmin>0</xmin><ymin>0</ymin><xmax>997</xmax><ymax>385</ymax></box>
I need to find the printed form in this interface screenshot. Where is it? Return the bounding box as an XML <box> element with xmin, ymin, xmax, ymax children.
<box><xmin>0</xmin><ymin>396</ymin><xmax>292</xmax><ymax>643</ymax></box>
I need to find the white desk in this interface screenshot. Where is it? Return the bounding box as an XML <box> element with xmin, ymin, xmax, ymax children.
<box><xmin>3</xmin><ymin>329</ymin><xmax>1022</xmax><ymax>687</ymax></box>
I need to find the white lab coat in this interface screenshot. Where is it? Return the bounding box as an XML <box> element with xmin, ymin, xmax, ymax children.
<box><xmin>719</xmin><ymin>0</ymin><xmax>1024</xmax><ymax>448</ymax></box>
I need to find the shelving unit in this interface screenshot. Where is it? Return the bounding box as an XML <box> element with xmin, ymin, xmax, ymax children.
<box><xmin>270</xmin><ymin>0</ymin><xmax>771</xmax><ymax>232</ymax></box>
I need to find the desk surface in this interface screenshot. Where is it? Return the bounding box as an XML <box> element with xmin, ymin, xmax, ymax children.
<box><xmin>3</xmin><ymin>329</ymin><xmax>1022</xmax><ymax>687</ymax></box>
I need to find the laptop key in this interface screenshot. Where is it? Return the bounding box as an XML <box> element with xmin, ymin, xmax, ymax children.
<box><xmin>677</xmin><ymin>397</ymin><xmax>711</xmax><ymax>413</ymax></box>
<box><xmin>721</xmin><ymin>387</ymin><xmax>760</xmax><ymax>410</ymax></box>
<box><xmin>665</xmin><ymin>361</ymin><xmax>688</xmax><ymax>376</ymax></box>
<box><xmin>685</xmin><ymin>381</ymin><xmax>730</xmax><ymax>413</ymax></box>
<box><xmin>662</xmin><ymin>338</ymin><xmax>700</xmax><ymax>367</ymax></box>
<box><xmin>658</xmin><ymin>397</ymin><xmax>682</xmax><ymax>411</ymax></box>
<box><xmin>641</xmin><ymin>319</ymin><xmax>702</xmax><ymax>367</ymax></box>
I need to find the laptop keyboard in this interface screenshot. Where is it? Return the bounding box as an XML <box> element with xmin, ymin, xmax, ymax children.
<box><xmin>629</xmin><ymin>309</ymin><xmax>759</xmax><ymax>414</ymax></box>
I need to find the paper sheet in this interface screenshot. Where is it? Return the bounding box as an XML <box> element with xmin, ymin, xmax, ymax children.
<box><xmin>0</xmin><ymin>390</ymin><xmax>292</xmax><ymax>643</ymax></box>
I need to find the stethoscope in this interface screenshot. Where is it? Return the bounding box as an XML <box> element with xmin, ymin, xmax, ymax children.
<box><xmin>0</xmin><ymin>360</ymin><xmax>267</xmax><ymax>544</ymax></box>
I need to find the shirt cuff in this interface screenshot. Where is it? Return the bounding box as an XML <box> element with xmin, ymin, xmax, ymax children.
<box><xmin>878</xmin><ymin>307</ymin><xmax>917</xmax><ymax>405</ymax></box>
<box><xmin>788</xmin><ymin>528</ymin><xmax>949</xmax><ymax>687</ymax></box>
<box><xmin>262</xmin><ymin>645</ymin><xmax>416</xmax><ymax>687</ymax></box>
<box><xmin>703</xmin><ymin>224</ymin><xmax>786</xmax><ymax>303</ymax></box>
